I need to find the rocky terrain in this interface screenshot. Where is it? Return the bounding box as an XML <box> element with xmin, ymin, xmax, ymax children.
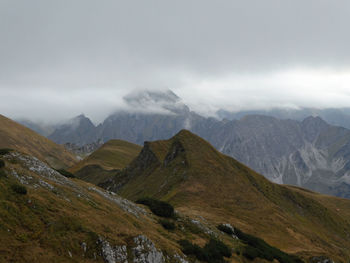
<box><xmin>64</xmin><ymin>139</ymin><xmax>104</xmax><ymax>159</ymax></box>
<box><xmin>205</xmin><ymin>115</ymin><xmax>350</xmax><ymax>198</ymax></box>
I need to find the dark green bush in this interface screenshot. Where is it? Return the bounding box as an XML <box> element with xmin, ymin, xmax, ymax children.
<box><xmin>159</xmin><ymin>219</ymin><xmax>175</xmax><ymax>230</ymax></box>
<box><xmin>179</xmin><ymin>238</ymin><xmax>231</xmax><ymax>263</ymax></box>
<box><xmin>56</xmin><ymin>169</ymin><xmax>75</xmax><ymax>178</ymax></box>
<box><xmin>178</xmin><ymin>240</ymin><xmax>208</xmax><ymax>262</ymax></box>
<box><xmin>235</xmin><ymin>228</ymin><xmax>303</xmax><ymax>263</ymax></box>
<box><xmin>204</xmin><ymin>238</ymin><xmax>231</xmax><ymax>259</ymax></box>
<box><xmin>0</xmin><ymin>159</ymin><xmax>5</xmax><ymax>168</ymax></box>
<box><xmin>11</xmin><ymin>184</ymin><xmax>27</xmax><ymax>195</ymax></box>
<box><xmin>136</xmin><ymin>197</ymin><xmax>174</xmax><ymax>218</ymax></box>
<box><xmin>217</xmin><ymin>224</ymin><xmax>234</xmax><ymax>235</ymax></box>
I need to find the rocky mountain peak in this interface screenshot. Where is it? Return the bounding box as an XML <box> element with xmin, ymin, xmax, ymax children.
<box><xmin>123</xmin><ymin>89</ymin><xmax>190</xmax><ymax>115</ymax></box>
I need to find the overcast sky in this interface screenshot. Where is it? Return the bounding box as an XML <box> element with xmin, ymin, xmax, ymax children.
<box><xmin>1</xmin><ymin>0</ymin><xmax>350</xmax><ymax>123</ymax></box>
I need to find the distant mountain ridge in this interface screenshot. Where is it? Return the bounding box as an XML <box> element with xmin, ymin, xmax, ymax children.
<box><xmin>21</xmin><ymin>90</ymin><xmax>350</xmax><ymax>198</ymax></box>
<box><xmin>205</xmin><ymin>115</ymin><xmax>350</xmax><ymax>198</ymax></box>
<box><xmin>217</xmin><ymin>107</ymin><xmax>350</xmax><ymax>129</ymax></box>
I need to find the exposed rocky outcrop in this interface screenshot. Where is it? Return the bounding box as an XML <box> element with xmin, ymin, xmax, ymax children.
<box><xmin>99</xmin><ymin>235</ymin><xmax>168</xmax><ymax>263</ymax></box>
<box><xmin>132</xmin><ymin>235</ymin><xmax>164</xmax><ymax>263</ymax></box>
<box><xmin>310</xmin><ymin>256</ymin><xmax>335</xmax><ymax>263</ymax></box>
<box><xmin>64</xmin><ymin>139</ymin><xmax>104</xmax><ymax>157</ymax></box>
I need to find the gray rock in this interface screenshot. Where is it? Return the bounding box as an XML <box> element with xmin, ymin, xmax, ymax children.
<box><xmin>132</xmin><ymin>235</ymin><xmax>164</xmax><ymax>263</ymax></box>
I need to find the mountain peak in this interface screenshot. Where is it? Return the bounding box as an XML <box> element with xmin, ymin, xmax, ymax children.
<box><xmin>302</xmin><ymin>115</ymin><xmax>328</xmax><ymax>125</ymax></box>
<box><xmin>123</xmin><ymin>89</ymin><xmax>189</xmax><ymax>114</ymax></box>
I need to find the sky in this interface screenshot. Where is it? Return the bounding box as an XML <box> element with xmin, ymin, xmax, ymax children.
<box><xmin>1</xmin><ymin>0</ymin><xmax>350</xmax><ymax>123</ymax></box>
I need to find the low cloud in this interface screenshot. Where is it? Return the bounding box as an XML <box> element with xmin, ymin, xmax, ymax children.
<box><xmin>1</xmin><ymin>1</ymin><xmax>350</xmax><ymax>123</ymax></box>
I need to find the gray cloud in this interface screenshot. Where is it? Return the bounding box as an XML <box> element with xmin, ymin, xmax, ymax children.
<box><xmin>1</xmin><ymin>0</ymin><xmax>350</xmax><ymax>122</ymax></box>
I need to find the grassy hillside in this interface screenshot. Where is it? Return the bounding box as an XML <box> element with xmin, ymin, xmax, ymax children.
<box><xmin>70</xmin><ymin>140</ymin><xmax>141</xmax><ymax>185</ymax></box>
<box><xmin>0</xmin><ymin>114</ymin><xmax>77</xmax><ymax>169</ymax></box>
<box><xmin>70</xmin><ymin>139</ymin><xmax>141</xmax><ymax>173</ymax></box>
<box><xmin>0</xmin><ymin>149</ymin><xmax>301</xmax><ymax>263</ymax></box>
<box><xmin>104</xmin><ymin>130</ymin><xmax>350</xmax><ymax>261</ymax></box>
<box><xmin>74</xmin><ymin>165</ymin><xmax>119</xmax><ymax>185</ymax></box>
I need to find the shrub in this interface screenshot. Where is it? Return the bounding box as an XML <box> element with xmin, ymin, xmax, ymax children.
<box><xmin>159</xmin><ymin>219</ymin><xmax>176</xmax><ymax>230</ymax></box>
<box><xmin>56</xmin><ymin>169</ymin><xmax>75</xmax><ymax>178</ymax></box>
<box><xmin>0</xmin><ymin>159</ymin><xmax>5</xmax><ymax>168</ymax></box>
<box><xmin>235</xmin><ymin>228</ymin><xmax>303</xmax><ymax>263</ymax></box>
<box><xmin>217</xmin><ymin>224</ymin><xmax>234</xmax><ymax>235</ymax></box>
<box><xmin>136</xmin><ymin>197</ymin><xmax>174</xmax><ymax>218</ymax></box>
<box><xmin>11</xmin><ymin>184</ymin><xmax>27</xmax><ymax>195</ymax></box>
<box><xmin>178</xmin><ymin>240</ymin><xmax>208</xmax><ymax>262</ymax></box>
<box><xmin>179</xmin><ymin>238</ymin><xmax>231</xmax><ymax>263</ymax></box>
<box><xmin>205</xmin><ymin>238</ymin><xmax>231</xmax><ymax>259</ymax></box>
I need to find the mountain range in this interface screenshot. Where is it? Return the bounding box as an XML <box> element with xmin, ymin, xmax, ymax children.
<box><xmin>22</xmin><ymin>90</ymin><xmax>350</xmax><ymax>199</ymax></box>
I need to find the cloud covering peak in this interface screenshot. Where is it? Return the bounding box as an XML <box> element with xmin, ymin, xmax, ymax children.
<box><xmin>1</xmin><ymin>0</ymin><xmax>350</xmax><ymax>122</ymax></box>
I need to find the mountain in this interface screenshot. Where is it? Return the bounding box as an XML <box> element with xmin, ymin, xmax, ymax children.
<box><xmin>48</xmin><ymin>114</ymin><xmax>99</xmax><ymax>145</ymax></box>
<box><xmin>32</xmin><ymin>90</ymin><xmax>350</xmax><ymax>198</ymax></box>
<box><xmin>217</xmin><ymin>107</ymin><xmax>350</xmax><ymax>129</ymax></box>
<box><xmin>0</xmin><ymin>135</ymin><xmax>308</xmax><ymax>263</ymax></box>
<box><xmin>71</xmin><ymin>140</ymin><xmax>142</xmax><ymax>185</ymax></box>
<box><xmin>204</xmin><ymin>115</ymin><xmax>350</xmax><ymax>198</ymax></box>
<box><xmin>96</xmin><ymin>89</ymin><xmax>207</xmax><ymax>145</ymax></box>
<box><xmin>0</xmin><ymin>114</ymin><xmax>77</xmax><ymax>169</ymax></box>
<box><xmin>100</xmin><ymin>130</ymin><xmax>350</xmax><ymax>261</ymax></box>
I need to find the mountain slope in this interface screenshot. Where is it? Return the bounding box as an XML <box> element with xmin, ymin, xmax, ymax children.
<box><xmin>70</xmin><ymin>140</ymin><xmax>142</xmax><ymax>185</ymax></box>
<box><xmin>0</xmin><ymin>148</ymin><xmax>305</xmax><ymax>263</ymax></box>
<box><xmin>0</xmin><ymin>114</ymin><xmax>77</xmax><ymax>169</ymax></box>
<box><xmin>48</xmin><ymin>114</ymin><xmax>99</xmax><ymax>145</ymax></box>
<box><xmin>101</xmin><ymin>130</ymin><xmax>350</xmax><ymax>261</ymax></box>
<box><xmin>0</xmin><ymin>150</ymin><xmax>193</xmax><ymax>263</ymax></box>
<box><xmin>71</xmin><ymin>140</ymin><xmax>142</xmax><ymax>172</ymax></box>
<box><xmin>206</xmin><ymin>115</ymin><xmax>350</xmax><ymax>198</ymax></box>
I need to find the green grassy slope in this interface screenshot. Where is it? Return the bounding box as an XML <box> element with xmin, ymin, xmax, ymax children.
<box><xmin>0</xmin><ymin>114</ymin><xmax>77</xmax><ymax>169</ymax></box>
<box><xmin>70</xmin><ymin>139</ymin><xmax>141</xmax><ymax>185</ymax></box>
<box><xmin>107</xmin><ymin>130</ymin><xmax>350</xmax><ymax>261</ymax></box>
<box><xmin>70</xmin><ymin>139</ymin><xmax>141</xmax><ymax>172</ymax></box>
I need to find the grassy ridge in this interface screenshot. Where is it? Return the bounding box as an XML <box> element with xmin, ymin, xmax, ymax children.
<box><xmin>70</xmin><ymin>139</ymin><xmax>141</xmax><ymax>173</ymax></box>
